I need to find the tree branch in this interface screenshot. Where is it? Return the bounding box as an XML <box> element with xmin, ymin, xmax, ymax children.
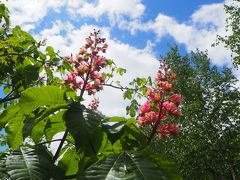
<box><xmin>0</xmin><ymin>89</ymin><xmax>20</xmax><ymax>104</ymax></box>
<box><xmin>102</xmin><ymin>83</ymin><xmax>137</xmax><ymax>91</ymax></box>
<box><xmin>35</xmin><ymin>139</ymin><xmax>63</xmax><ymax>146</ymax></box>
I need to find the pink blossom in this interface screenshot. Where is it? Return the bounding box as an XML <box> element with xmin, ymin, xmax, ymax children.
<box><xmin>157</xmin><ymin>121</ymin><xmax>180</xmax><ymax>138</ymax></box>
<box><xmin>139</xmin><ymin>101</ymin><xmax>151</xmax><ymax>115</ymax></box>
<box><xmin>91</xmin><ymin>71</ymin><xmax>102</xmax><ymax>79</ymax></box>
<box><xmin>138</xmin><ymin>116</ymin><xmax>147</xmax><ymax>127</ymax></box>
<box><xmin>163</xmin><ymin>101</ymin><xmax>176</xmax><ymax>112</ymax></box>
<box><xmin>169</xmin><ymin>94</ymin><xmax>182</xmax><ymax>105</ymax></box>
<box><xmin>88</xmin><ymin>98</ymin><xmax>100</xmax><ymax>110</ymax></box>
<box><xmin>144</xmin><ymin>111</ymin><xmax>158</xmax><ymax>123</ymax></box>
<box><xmin>65</xmin><ymin>73</ymin><xmax>76</xmax><ymax>83</ymax></box>
<box><xmin>94</xmin><ymin>56</ymin><xmax>106</xmax><ymax>68</ymax></box>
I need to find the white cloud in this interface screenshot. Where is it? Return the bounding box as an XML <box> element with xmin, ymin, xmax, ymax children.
<box><xmin>191</xmin><ymin>3</ymin><xmax>227</xmax><ymax>28</ymax></box>
<box><xmin>3</xmin><ymin>0</ymin><xmax>65</xmax><ymax>30</ymax></box>
<box><xmin>74</xmin><ymin>0</ymin><xmax>145</xmax><ymax>22</ymax></box>
<box><xmin>4</xmin><ymin>0</ymin><xmax>145</xmax><ymax>30</ymax></box>
<box><xmin>122</xmin><ymin>2</ymin><xmax>233</xmax><ymax>67</ymax></box>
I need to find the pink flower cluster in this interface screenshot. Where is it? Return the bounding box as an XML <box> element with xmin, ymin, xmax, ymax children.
<box><xmin>64</xmin><ymin>30</ymin><xmax>108</xmax><ymax>109</ymax></box>
<box><xmin>138</xmin><ymin>63</ymin><xmax>181</xmax><ymax>138</ymax></box>
<box><xmin>157</xmin><ymin>121</ymin><xmax>180</xmax><ymax>138</ymax></box>
<box><xmin>88</xmin><ymin>98</ymin><xmax>100</xmax><ymax>110</ymax></box>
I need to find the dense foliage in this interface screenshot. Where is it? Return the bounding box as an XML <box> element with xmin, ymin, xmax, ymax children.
<box><xmin>154</xmin><ymin>47</ymin><xmax>240</xmax><ymax>179</ymax></box>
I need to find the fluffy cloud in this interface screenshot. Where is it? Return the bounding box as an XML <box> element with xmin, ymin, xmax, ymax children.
<box><xmin>3</xmin><ymin>0</ymin><xmax>65</xmax><ymax>30</ymax></box>
<box><xmin>4</xmin><ymin>0</ymin><xmax>145</xmax><ymax>30</ymax></box>
<box><xmin>73</xmin><ymin>0</ymin><xmax>145</xmax><ymax>23</ymax></box>
<box><xmin>191</xmin><ymin>3</ymin><xmax>227</xmax><ymax>28</ymax></box>
<box><xmin>123</xmin><ymin>2</ymin><xmax>233</xmax><ymax>66</ymax></box>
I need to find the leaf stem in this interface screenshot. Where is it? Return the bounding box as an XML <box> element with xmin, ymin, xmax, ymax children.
<box><xmin>52</xmin><ymin>130</ymin><xmax>68</xmax><ymax>163</ymax></box>
<box><xmin>64</xmin><ymin>174</ymin><xmax>77</xmax><ymax>179</ymax></box>
<box><xmin>35</xmin><ymin>138</ymin><xmax>73</xmax><ymax>146</ymax></box>
<box><xmin>102</xmin><ymin>83</ymin><xmax>138</xmax><ymax>91</ymax></box>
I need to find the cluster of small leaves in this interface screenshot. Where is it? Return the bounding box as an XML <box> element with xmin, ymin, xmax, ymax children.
<box><xmin>123</xmin><ymin>77</ymin><xmax>152</xmax><ymax>117</ymax></box>
<box><xmin>0</xmin><ymin>2</ymin><xmax>71</xmax><ymax>108</ymax></box>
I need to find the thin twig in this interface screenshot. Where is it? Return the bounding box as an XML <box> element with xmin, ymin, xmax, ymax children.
<box><xmin>0</xmin><ymin>93</ymin><xmax>20</xmax><ymax>104</ymax></box>
<box><xmin>35</xmin><ymin>139</ymin><xmax>62</xmax><ymax>146</ymax></box>
<box><xmin>102</xmin><ymin>83</ymin><xmax>137</xmax><ymax>91</ymax></box>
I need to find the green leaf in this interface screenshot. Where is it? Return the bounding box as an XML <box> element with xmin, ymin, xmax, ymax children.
<box><xmin>0</xmin><ymin>146</ymin><xmax>57</xmax><ymax>180</ymax></box>
<box><xmin>3</xmin><ymin>86</ymin><xmax>11</xmax><ymax>95</ymax></box>
<box><xmin>123</xmin><ymin>90</ymin><xmax>134</xmax><ymax>100</ymax></box>
<box><xmin>116</xmin><ymin>68</ymin><xmax>126</xmax><ymax>75</ymax></box>
<box><xmin>23</xmin><ymin>116</ymin><xmax>45</xmax><ymax>144</ymax></box>
<box><xmin>35</xmin><ymin>103</ymin><xmax>69</xmax><ymax>125</ymax></box>
<box><xmin>127</xmin><ymin>99</ymin><xmax>138</xmax><ymax>117</ymax></box>
<box><xmin>58</xmin><ymin>146</ymin><xmax>79</xmax><ymax>176</ymax></box>
<box><xmin>143</xmin><ymin>151</ymin><xmax>183</xmax><ymax>180</ymax></box>
<box><xmin>102</xmin><ymin>121</ymin><xmax>125</xmax><ymax>144</ymax></box>
<box><xmin>105</xmin><ymin>59</ymin><xmax>115</xmax><ymax>68</ymax></box>
<box><xmin>0</xmin><ymin>3</ymin><xmax>9</xmax><ymax>27</ymax></box>
<box><xmin>18</xmin><ymin>86</ymin><xmax>67</xmax><ymax>113</ymax></box>
<box><xmin>5</xmin><ymin>116</ymin><xmax>25</xmax><ymax>149</ymax></box>
<box><xmin>22</xmin><ymin>104</ymin><xmax>68</xmax><ymax>144</ymax></box>
<box><xmin>0</xmin><ymin>155</ymin><xmax>7</xmax><ymax>179</ymax></box>
<box><xmin>104</xmin><ymin>116</ymin><xmax>127</xmax><ymax>122</ymax></box>
<box><xmin>64</xmin><ymin>103</ymin><xmax>104</xmax><ymax>153</ymax></box>
<box><xmin>44</xmin><ymin>110</ymin><xmax>67</xmax><ymax>142</ymax></box>
<box><xmin>0</xmin><ymin>105</ymin><xmax>21</xmax><ymax>129</ymax></box>
<box><xmin>78</xmin><ymin>152</ymin><xmax>170</xmax><ymax>179</ymax></box>
<box><xmin>124</xmin><ymin>124</ymin><xmax>147</xmax><ymax>149</ymax></box>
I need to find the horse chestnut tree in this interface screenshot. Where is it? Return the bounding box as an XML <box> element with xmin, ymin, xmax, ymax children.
<box><xmin>0</xmin><ymin>3</ymin><xmax>182</xmax><ymax>179</ymax></box>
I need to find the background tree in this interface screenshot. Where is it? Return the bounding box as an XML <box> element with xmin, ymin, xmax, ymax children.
<box><xmin>215</xmin><ymin>0</ymin><xmax>240</xmax><ymax>66</ymax></box>
<box><xmin>153</xmin><ymin>47</ymin><xmax>240</xmax><ymax>179</ymax></box>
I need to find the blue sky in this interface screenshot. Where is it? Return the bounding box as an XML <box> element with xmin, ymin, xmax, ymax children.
<box><xmin>1</xmin><ymin>0</ymin><xmax>239</xmax><ymax>151</ymax></box>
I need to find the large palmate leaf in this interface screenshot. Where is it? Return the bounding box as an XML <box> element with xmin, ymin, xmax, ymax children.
<box><xmin>23</xmin><ymin>107</ymin><xmax>68</xmax><ymax>144</ymax></box>
<box><xmin>44</xmin><ymin>109</ymin><xmax>67</xmax><ymax>142</ymax></box>
<box><xmin>58</xmin><ymin>146</ymin><xmax>80</xmax><ymax>176</ymax></box>
<box><xmin>0</xmin><ymin>155</ymin><xmax>8</xmax><ymax>179</ymax></box>
<box><xmin>64</xmin><ymin>103</ymin><xmax>104</xmax><ymax>154</ymax></box>
<box><xmin>102</xmin><ymin>121</ymin><xmax>125</xmax><ymax>144</ymax></box>
<box><xmin>102</xmin><ymin>116</ymin><xmax>146</xmax><ymax>150</ymax></box>
<box><xmin>78</xmin><ymin>152</ymin><xmax>170</xmax><ymax>180</ymax></box>
<box><xmin>0</xmin><ymin>105</ymin><xmax>21</xmax><ymax>129</ymax></box>
<box><xmin>18</xmin><ymin>86</ymin><xmax>67</xmax><ymax>113</ymax></box>
<box><xmin>5</xmin><ymin>116</ymin><xmax>25</xmax><ymax>149</ymax></box>
<box><xmin>0</xmin><ymin>146</ymin><xmax>59</xmax><ymax>180</ymax></box>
